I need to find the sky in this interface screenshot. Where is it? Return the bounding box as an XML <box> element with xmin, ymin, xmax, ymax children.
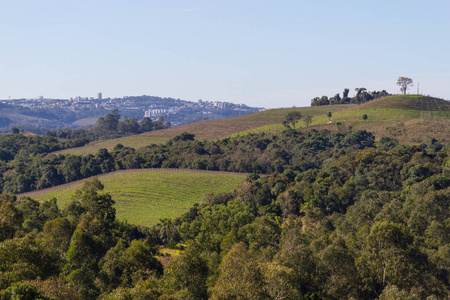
<box><xmin>0</xmin><ymin>0</ymin><xmax>449</xmax><ymax>108</ymax></box>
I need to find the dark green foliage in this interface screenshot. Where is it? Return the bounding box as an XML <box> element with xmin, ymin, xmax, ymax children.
<box><xmin>162</xmin><ymin>241</ymin><xmax>208</xmax><ymax>299</ymax></box>
<box><xmin>0</xmin><ymin>200</ymin><xmax>23</xmax><ymax>241</ymax></box>
<box><xmin>0</xmin><ymin>236</ymin><xmax>59</xmax><ymax>289</ymax></box>
<box><xmin>0</xmin><ymin>129</ymin><xmax>378</xmax><ymax>194</ymax></box>
<box><xmin>97</xmin><ymin>110</ymin><xmax>121</xmax><ymax>132</ymax></box>
<box><xmin>169</xmin><ymin>138</ymin><xmax>450</xmax><ymax>299</ymax></box>
<box><xmin>0</xmin><ymin>133</ymin><xmax>69</xmax><ymax>162</ymax></box>
<box><xmin>0</xmin><ymin>126</ymin><xmax>449</xmax><ymax>299</ymax></box>
<box><xmin>283</xmin><ymin>111</ymin><xmax>302</xmax><ymax>129</ymax></box>
<box><xmin>311</xmin><ymin>88</ymin><xmax>390</xmax><ymax>106</ymax></box>
<box><xmin>140</xmin><ymin>117</ymin><xmax>153</xmax><ymax>132</ymax></box>
<box><xmin>0</xmin><ymin>282</ymin><xmax>53</xmax><ymax>300</ymax></box>
<box><xmin>172</xmin><ymin>132</ymin><xmax>196</xmax><ymax>142</ymax></box>
<box><xmin>71</xmin><ymin>178</ymin><xmax>116</xmax><ymax>228</ymax></box>
<box><xmin>211</xmin><ymin>243</ymin><xmax>269</xmax><ymax>299</ymax></box>
<box><xmin>303</xmin><ymin>114</ymin><xmax>313</xmax><ymax>126</ymax></box>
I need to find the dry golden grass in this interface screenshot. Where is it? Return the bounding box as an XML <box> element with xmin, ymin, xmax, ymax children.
<box><xmin>288</xmin><ymin>95</ymin><xmax>450</xmax><ymax>145</ymax></box>
<box><xmin>143</xmin><ymin>105</ymin><xmax>352</xmax><ymax>140</ymax></box>
<box><xmin>54</xmin><ymin>105</ymin><xmax>352</xmax><ymax>156</ymax></box>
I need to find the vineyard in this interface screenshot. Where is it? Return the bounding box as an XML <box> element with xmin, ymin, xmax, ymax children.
<box><xmin>18</xmin><ymin>168</ymin><xmax>247</xmax><ymax>226</ymax></box>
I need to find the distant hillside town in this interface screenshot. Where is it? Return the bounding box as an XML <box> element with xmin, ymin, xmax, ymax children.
<box><xmin>0</xmin><ymin>94</ymin><xmax>264</xmax><ymax>132</ymax></box>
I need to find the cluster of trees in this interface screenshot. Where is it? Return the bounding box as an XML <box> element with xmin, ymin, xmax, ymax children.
<box><xmin>0</xmin><ymin>128</ymin><xmax>449</xmax><ymax>298</ymax></box>
<box><xmin>45</xmin><ymin>110</ymin><xmax>171</xmax><ymax>142</ymax></box>
<box><xmin>0</xmin><ymin>178</ymin><xmax>164</xmax><ymax>299</ymax></box>
<box><xmin>311</xmin><ymin>88</ymin><xmax>390</xmax><ymax>106</ymax></box>
<box><xmin>0</xmin><ymin>133</ymin><xmax>88</xmax><ymax>163</ymax></box>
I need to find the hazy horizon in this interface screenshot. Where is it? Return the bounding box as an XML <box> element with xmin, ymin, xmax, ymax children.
<box><xmin>1</xmin><ymin>0</ymin><xmax>449</xmax><ymax>108</ymax></box>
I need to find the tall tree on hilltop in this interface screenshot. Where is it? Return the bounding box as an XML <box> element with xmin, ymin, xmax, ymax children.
<box><xmin>397</xmin><ymin>77</ymin><xmax>413</xmax><ymax>95</ymax></box>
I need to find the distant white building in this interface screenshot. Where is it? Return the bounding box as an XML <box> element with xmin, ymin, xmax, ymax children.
<box><xmin>214</xmin><ymin>101</ymin><xmax>227</xmax><ymax>109</ymax></box>
<box><xmin>144</xmin><ymin>108</ymin><xmax>167</xmax><ymax>117</ymax></box>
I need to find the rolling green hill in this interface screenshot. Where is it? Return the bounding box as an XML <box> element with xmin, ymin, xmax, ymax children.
<box><xmin>144</xmin><ymin>105</ymin><xmax>352</xmax><ymax>140</ymax></box>
<box><xmin>56</xmin><ymin>105</ymin><xmax>351</xmax><ymax>155</ymax></box>
<box><xmin>230</xmin><ymin>95</ymin><xmax>450</xmax><ymax>144</ymax></box>
<box><xmin>358</xmin><ymin>95</ymin><xmax>450</xmax><ymax>111</ymax></box>
<box><xmin>322</xmin><ymin>95</ymin><xmax>450</xmax><ymax>144</ymax></box>
<box><xmin>17</xmin><ymin>169</ymin><xmax>247</xmax><ymax>227</ymax></box>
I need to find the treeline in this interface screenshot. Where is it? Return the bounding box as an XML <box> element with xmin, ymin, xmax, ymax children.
<box><xmin>0</xmin><ymin>133</ymin><xmax>88</xmax><ymax>163</ymax></box>
<box><xmin>0</xmin><ymin>129</ymin><xmax>378</xmax><ymax>194</ymax></box>
<box><xmin>311</xmin><ymin>88</ymin><xmax>390</xmax><ymax>106</ymax></box>
<box><xmin>45</xmin><ymin>110</ymin><xmax>171</xmax><ymax>142</ymax></box>
<box><xmin>0</xmin><ymin>132</ymin><xmax>449</xmax><ymax>298</ymax></box>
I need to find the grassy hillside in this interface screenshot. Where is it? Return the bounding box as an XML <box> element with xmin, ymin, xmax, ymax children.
<box><xmin>144</xmin><ymin>105</ymin><xmax>352</xmax><ymax>140</ymax></box>
<box><xmin>321</xmin><ymin>95</ymin><xmax>450</xmax><ymax>144</ymax></box>
<box><xmin>358</xmin><ymin>95</ymin><xmax>450</xmax><ymax>110</ymax></box>
<box><xmin>56</xmin><ymin>105</ymin><xmax>351</xmax><ymax>155</ymax></box>
<box><xmin>231</xmin><ymin>95</ymin><xmax>450</xmax><ymax>144</ymax></box>
<box><xmin>18</xmin><ymin>169</ymin><xmax>247</xmax><ymax>227</ymax></box>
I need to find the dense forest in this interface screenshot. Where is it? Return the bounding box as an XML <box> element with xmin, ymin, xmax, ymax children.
<box><xmin>0</xmin><ymin>122</ymin><xmax>449</xmax><ymax>298</ymax></box>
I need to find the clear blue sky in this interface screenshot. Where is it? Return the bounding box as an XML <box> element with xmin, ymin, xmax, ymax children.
<box><xmin>1</xmin><ymin>0</ymin><xmax>449</xmax><ymax>108</ymax></box>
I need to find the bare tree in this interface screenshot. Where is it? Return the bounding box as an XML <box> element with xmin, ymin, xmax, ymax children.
<box><xmin>397</xmin><ymin>77</ymin><xmax>413</xmax><ymax>95</ymax></box>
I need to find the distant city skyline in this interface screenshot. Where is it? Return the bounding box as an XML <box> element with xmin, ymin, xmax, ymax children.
<box><xmin>0</xmin><ymin>0</ymin><xmax>449</xmax><ymax>108</ymax></box>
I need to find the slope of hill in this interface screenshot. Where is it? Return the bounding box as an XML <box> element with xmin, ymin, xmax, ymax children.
<box><xmin>56</xmin><ymin>105</ymin><xmax>351</xmax><ymax>155</ymax></box>
<box><xmin>230</xmin><ymin>95</ymin><xmax>450</xmax><ymax>144</ymax></box>
<box><xmin>17</xmin><ymin>169</ymin><xmax>247</xmax><ymax>227</ymax></box>
<box><xmin>143</xmin><ymin>105</ymin><xmax>353</xmax><ymax>140</ymax></box>
<box><xmin>358</xmin><ymin>95</ymin><xmax>450</xmax><ymax>111</ymax></box>
<box><xmin>324</xmin><ymin>95</ymin><xmax>450</xmax><ymax>144</ymax></box>
<box><xmin>0</xmin><ymin>107</ymin><xmax>72</xmax><ymax>131</ymax></box>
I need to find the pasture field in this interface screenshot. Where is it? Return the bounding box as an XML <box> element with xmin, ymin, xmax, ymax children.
<box><xmin>18</xmin><ymin>169</ymin><xmax>247</xmax><ymax>227</ymax></box>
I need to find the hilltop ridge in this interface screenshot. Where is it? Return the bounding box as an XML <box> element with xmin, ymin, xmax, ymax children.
<box><xmin>358</xmin><ymin>95</ymin><xmax>450</xmax><ymax>111</ymax></box>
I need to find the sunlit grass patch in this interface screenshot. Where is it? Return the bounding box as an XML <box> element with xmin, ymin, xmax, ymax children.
<box><xmin>19</xmin><ymin>169</ymin><xmax>246</xmax><ymax>227</ymax></box>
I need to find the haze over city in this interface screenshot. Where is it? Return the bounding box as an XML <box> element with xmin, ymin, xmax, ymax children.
<box><xmin>1</xmin><ymin>0</ymin><xmax>449</xmax><ymax>108</ymax></box>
